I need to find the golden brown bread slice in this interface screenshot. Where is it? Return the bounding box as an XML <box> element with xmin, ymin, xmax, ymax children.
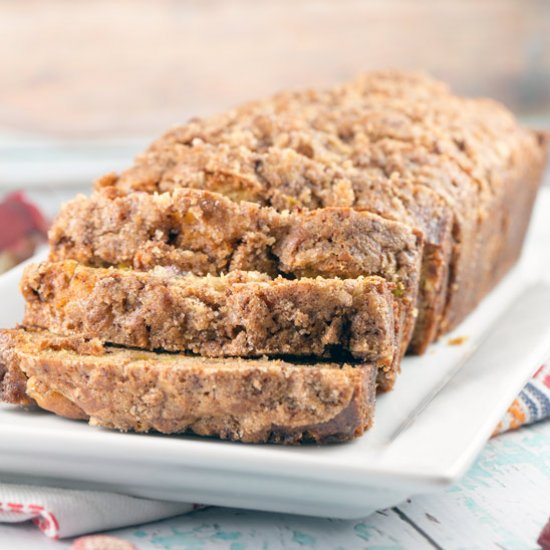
<box><xmin>21</xmin><ymin>260</ymin><xmax>400</xmax><ymax>389</ymax></box>
<box><xmin>0</xmin><ymin>328</ymin><xmax>377</xmax><ymax>444</ymax></box>
<box><xmin>48</xmin><ymin>188</ymin><xmax>423</xmax><ymax>356</ymax></box>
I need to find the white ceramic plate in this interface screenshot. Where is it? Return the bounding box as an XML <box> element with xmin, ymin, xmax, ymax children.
<box><xmin>0</xmin><ymin>191</ymin><xmax>550</xmax><ymax>519</ymax></box>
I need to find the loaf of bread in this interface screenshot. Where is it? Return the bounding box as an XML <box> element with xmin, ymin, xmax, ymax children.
<box><xmin>0</xmin><ymin>328</ymin><xmax>376</xmax><ymax>443</ymax></box>
<box><xmin>1</xmin><ymin>71</ymin><xmax>546</xmax><ymax>445</ymax></box>
<box><xmin>98</xmin><ymin>71</ymin><xmax>547</xmax><ymax>351</ymax></box>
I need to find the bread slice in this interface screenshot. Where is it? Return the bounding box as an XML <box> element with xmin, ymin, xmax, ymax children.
<box><xmin>0</xmin><ymin>328</ymin><xmax>376</xmax><ymax>444</ymax></box>
<box><xmin>48</xmin><ymin>188</ymin><xmax>423</xmax><ymax>356</ymax></box>
<box><xmin>21</xmin><ymin>260</ymin><xmax>400</xmax><ymax>389</ymax></box>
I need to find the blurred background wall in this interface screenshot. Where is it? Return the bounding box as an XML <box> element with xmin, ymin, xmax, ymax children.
<box><xmin>0</xmin><ymin>0</ymin><xmax>548</xmax><ymax>208</ymax></box>
<box><xmin>1</xmin><ymin>0</ymin><xmax>549</xmax><ymax>139</ymax></box>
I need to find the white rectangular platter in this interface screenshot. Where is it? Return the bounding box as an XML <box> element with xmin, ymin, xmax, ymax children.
<box><xmin>0</xmin><ymin>190</ymin><xmax>549</xmax><ymax>519</ymax></box>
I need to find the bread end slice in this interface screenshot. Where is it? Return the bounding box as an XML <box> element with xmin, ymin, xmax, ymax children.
<box><xmin>0</xmin><ymin>329</ymin><xmax>377</xmax><ymax>445</ymax></box>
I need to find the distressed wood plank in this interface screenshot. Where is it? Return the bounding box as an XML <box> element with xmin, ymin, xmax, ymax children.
<box><xmin>398</xmin><ymin>421</ymin><xmax>550</xmax><ymax>550</ymax></box>
<box><xmin>107</xmin><ymin>506</ymin><xmax>434</xmax><ymax>549</ymax></box>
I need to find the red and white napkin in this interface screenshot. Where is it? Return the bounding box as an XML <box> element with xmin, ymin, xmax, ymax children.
<box><xmin>0</xmin><ymin>483</ymin><xmax>194</xmax><ymax>540</ymax></box>
<box><xmin>0</xmin><ymin>192</ymin><xmax>48</xmax><ymax>274</ymax></box>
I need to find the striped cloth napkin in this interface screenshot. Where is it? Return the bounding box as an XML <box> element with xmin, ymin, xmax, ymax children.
<box><xmin>494</xmin><ymin>363</ymin><xmax>550</xmax><ymax>434</ymax></box>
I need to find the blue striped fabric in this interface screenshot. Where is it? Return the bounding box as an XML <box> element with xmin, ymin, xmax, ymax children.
<box><xmin>495</xmin><ymin>364</ymin><xmax>550</xmax><ymax>434</ymax></box>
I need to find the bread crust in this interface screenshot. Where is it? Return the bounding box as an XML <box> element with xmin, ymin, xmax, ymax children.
<box><xmin>0</xmin><ymin>329</ymin><xmax>377</xmax><ymax>444</ymax></box>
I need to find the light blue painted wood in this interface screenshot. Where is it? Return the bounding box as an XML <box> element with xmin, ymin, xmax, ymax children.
<box><xmin>400</xmin><ymin>422</ymin><xmax>550</xmax><ymax>550</ymax></box>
